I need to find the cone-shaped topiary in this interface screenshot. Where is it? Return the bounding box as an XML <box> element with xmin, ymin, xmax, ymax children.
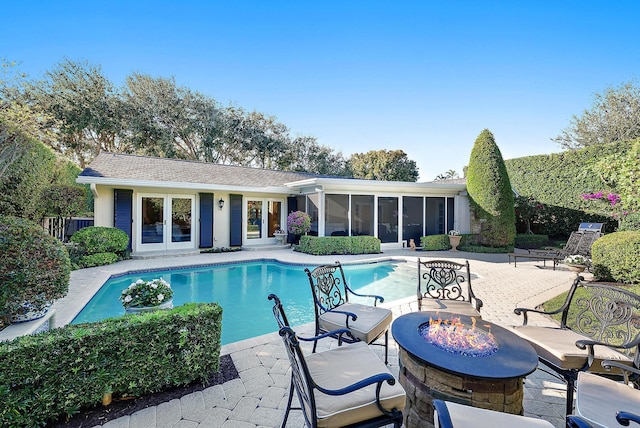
<box><xmin>466</xmin><ymin>129</ymin><xmax>516</xmax><ymax>247</ymax></box>
<box><xmin>0</xmin><ymin>216</ymin><xmax>71</xmax><ymax>324</ymax></box>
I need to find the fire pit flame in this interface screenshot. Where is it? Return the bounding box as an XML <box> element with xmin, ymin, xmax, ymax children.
<box><xmin>419</xmin><ymin>315</ymin><xmax>499</xmax><ymax>357</ymax></box>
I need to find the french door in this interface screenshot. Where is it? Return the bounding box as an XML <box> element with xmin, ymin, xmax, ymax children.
<box><xmin>245</xmin><ymin>198</ymin><xmax>284</xmax><ymax>244</ymax></box>
<box><xmin>138</xmin><ymin>194</ymin><xmax>195</xmax><ymax>251</ymax></box>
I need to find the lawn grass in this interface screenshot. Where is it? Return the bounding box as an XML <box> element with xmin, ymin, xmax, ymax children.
<box><xmin>543</xmin><ymin>281</ymin><xmax>640</xmax><ymax>326</ymax></box>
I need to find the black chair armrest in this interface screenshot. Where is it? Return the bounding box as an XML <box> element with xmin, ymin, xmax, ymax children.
<box><xmin>432</xmin><ymin>400</ymin><xmax>454</xmax><ymax>428</ymax></box>
<box><xmin>314</xmin><ymin>372</ymin><xmax>396</xmax><ymax>396</ymax></box>
<box><xmin>513</xmin><ymin>305</ymin><xmax>566</xmax><ymax>326</ymax></box>
<box><xmin>297</xmin><ymin>328</ymin><xmax>354</xmax><ymax>346</ymax></box>
<box><xmin>567</xmin><ymin>415</ymin><xmax>597</xmax><ymax>428</ymax></box>
<box><xmin>345</xmin><ymin>284</ymin><xmax>384</xmax><ymax>305</ymax></box>
<box><xmin>617</xmin><ymin>411</ymin><xmax>640</xmax><ymax>426</ymax></box>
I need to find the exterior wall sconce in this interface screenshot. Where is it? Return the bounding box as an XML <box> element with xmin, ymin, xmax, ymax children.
<box><xmin>218</xmin><ymin>198</ymin><xmax>225</xmax><ymax>210</ymax></box>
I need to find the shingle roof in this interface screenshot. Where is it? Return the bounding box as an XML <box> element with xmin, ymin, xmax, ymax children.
<box><xmin>79</xmin><ymin>153</ymin><xmax>314</xmax><ymax>188</ymax></box>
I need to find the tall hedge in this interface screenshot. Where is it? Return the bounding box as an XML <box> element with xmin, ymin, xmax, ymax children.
<box><xmin>466</xmin><ymin>129</ymin><xmax>516</xmax><ymax>247</ymax></box>
<box><xmin>505</xmin><ymin>141</ymin><xmax>631</xmax><ymax>236</ymax></box>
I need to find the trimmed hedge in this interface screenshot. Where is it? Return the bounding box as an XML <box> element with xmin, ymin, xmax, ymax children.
<box><xmin>420</xmin><ymin>234</ymin><xmax>450</xmax><ymax>251</ymax></box>
<box><xmin>70</xmin><ymin>226</ymin><xmax>129</xmax><ymax>254</ymax></box>
<box><xmin>0</xmin><ymin>303</ymin><xmax>222</xmax><ymax>427</ymax></box>
<box><xmin>466</xmin><ymin>129</ymin><xmax>516</xmax><ymax>247</ymax></box>
<box><xmin>0</xmin><ymin>216</ymin><xmax>70</xmax><ymax>324</ymax></box>
<box><xmin>79</xmin><ymin>252</ymin><xmax>120</xmax><ymax>268</ymax></box>
<box><xmin>506</xmin><ymin>141</ymin><xmax>630</xmax><ymax>237</ymax></box>
<box><xmin>298</xmin><ymin>235</ymin><xmax>381</xmax><ymax>255</ymax></box>
<box><xmin>514</xmin><ymin>234</ymin><xmax>549</xmax><ymax>249</ymax></box>
<box><xmin>591</xmin><ymin>231</ymin><xmax>640</xmax><ymax>284</ymax></box>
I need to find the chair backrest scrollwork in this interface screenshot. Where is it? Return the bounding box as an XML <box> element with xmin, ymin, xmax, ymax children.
<box><xmin>305</xmin><ymin>262</ymin><xmax>349</xmax><ymax>315</ymax></box>
<box><xmin>418</xmin><ymin>259</ymin><xmax>470</xmax><ymax>302</ymax></box>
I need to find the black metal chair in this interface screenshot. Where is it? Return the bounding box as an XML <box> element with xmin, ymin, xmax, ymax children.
<box><xmin>417</xmin><ymin>259</ymin><xmax>482</xmax><ymax>318</ymax></box>
<box><xmin>305</xmin><ymin>261</ymin><xmax>393</xmax><ymax>364</ymax></box>
<box><xmin>432</xmin><ymin>399</ymin><xmax>554</xmax><ymax>427</ymax></box>
<box><xmin>512</xmin><ymin>276</ymin><xmax>640</xmax><ymax>416</ymax></box>
<box><xmin>268</xmin><ymin>294</ymin><xmax>405</xmax><ymax>428</ymax></box>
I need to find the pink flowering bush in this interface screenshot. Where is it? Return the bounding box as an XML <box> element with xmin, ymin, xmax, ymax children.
<box><xmin>287</xmin><ymin>211</ymin><xmax>311</xmax><ymax>235</ymax></box>
<box><xmin>581</xmin><ymin>191</ymin><xmax>628</xmax><ymax>225</ymax></box>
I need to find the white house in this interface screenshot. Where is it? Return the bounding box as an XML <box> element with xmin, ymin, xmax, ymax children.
<box><xmin>77</xmin><ymin>153</ymin><xmax>470</xmax><ymax>254</ymax></box>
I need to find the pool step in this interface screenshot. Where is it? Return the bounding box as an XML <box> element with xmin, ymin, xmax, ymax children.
<box><xmin>131</xmin><ymin>249</ymin><xmax>202</xmax><ymax>260</ymax></box>
<box><xmin>241</xmin><ymin>244</ymin><xmax>291</xmax><ymax>251</ymax></box>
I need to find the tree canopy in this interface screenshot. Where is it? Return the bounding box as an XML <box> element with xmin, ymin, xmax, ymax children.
<box><xmin>348</xmin><ymin>149</ymin><xmax>419</xmax><ymax>182</ymax></box>
<box><xmin>6</xmin><ymin>59</ymin><xmax>367</xmax><ymax>176</ymax></box>
<box><xmin>553</xmin><ymin>81</ymin><xmax>640</xmax><ymax>150</ymax></box>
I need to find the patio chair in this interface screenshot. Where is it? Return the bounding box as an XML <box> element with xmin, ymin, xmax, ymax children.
<box><xmin>305</xmin><ymin>261</ymin><xmax>393</xmax><ymax>364</ymax></box>
<box><xmin>267</xmin><ymin>294</ymin><xmax>406</xmax><ymax>428</ymax></box>
<box><xmin>570</xmin><ymin>368</ymin><xmax>640</xmax><ymax>428</ymax></box>
<box><xmin>417</xmin><ymin>259</ymin><xmax>482</xmax><ymax>319</ymax></box>
<box><xmin>512</xmin><ymin>275</ymin><xmax>640</xmax><ymax>416</ymax></box>
<box><xmin>508</xmin><ymin>230</ymin><xmax>602</xmax><ymax>270</ymax></box>
<box><xmin>432</xmin><ymin>399</ymin><xmax>554</xmax><ymax>427</ymax></box>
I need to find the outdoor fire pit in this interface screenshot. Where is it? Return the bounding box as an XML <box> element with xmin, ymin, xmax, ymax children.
<box><xmin>392</xmin><ymin>312</ymin><xmax>538</xmax><ymax>428</ymax></box>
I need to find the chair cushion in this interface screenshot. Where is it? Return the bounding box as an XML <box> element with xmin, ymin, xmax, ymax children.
<box><xmin>435</xmin><ymin>401</ymin><xmax>554</xmax><ymax>428</ymax></box>
<box><xmin>575</xmin><ymin>371</ymin><xmax>640</xmax><ymax>428</ymax></box>
<box><xmin>307</xmin><ymin>341</ymin><xmax>406</xmax><ymax>427</ymax></box>
<box><xmin>511</xmin><ymin>326</ymin><xmax>632</xmax><ymax>371</ymax></box>
<box><xmin>318</xmin><ymin>302</ymin><xmax>392</xmax><ymax>344</ymax></box>
<box><xmin>419</xmin><ymin>299</ymin><xmax>482</xmax><ymax>319</ymax></box>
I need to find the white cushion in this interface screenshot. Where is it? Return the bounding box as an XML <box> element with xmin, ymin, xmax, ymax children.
<box><xmin>307</xmin><ymin>341</ymin><xmax>406</xmax><ymax>427</ymax></box>
<box><xmin>575</xmin><ymin>371</ymin><xmax>640</xmax><ymax>428</ymax></box>
<box><xmin>435</xmin><ymin>401</ymin><xmax>554</xmax><ymax>428</ymax></box>
<box><xmin>318</xmin><ymin>302</ymin><xmax>392</xmax><ymax>344</ymax></box>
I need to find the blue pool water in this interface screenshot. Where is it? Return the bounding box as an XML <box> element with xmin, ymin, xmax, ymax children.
<box><xmin>72</xmin><ymin>259</ymin><xmax>416</xmax><ymax>345</ymax></box>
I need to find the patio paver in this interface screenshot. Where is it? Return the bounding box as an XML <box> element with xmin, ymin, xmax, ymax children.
<box><xmin>48</xmin><ymin>248</ymin><xmax>581</xmax><ymax>428</ymax></box>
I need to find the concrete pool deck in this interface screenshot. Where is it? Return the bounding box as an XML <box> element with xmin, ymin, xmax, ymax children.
<box><xmin>18</xmin><ymin>248</ymin><xmax>580</xmax><ymax>427</ymax></box>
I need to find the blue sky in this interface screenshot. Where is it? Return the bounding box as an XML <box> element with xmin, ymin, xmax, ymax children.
<box><xmin>2</xmin><ymin>1</ymin><xmax>639</xmax><ymax>180</ymax></box>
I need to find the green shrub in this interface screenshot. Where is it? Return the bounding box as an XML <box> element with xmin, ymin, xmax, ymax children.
<box><xmin>298</xmin><ymin>235</ymin><xmax>381</xmax><ymax>255</ymax></box>
<box><xmin>0</xmin><ymin>216</ymin><xmax>70</xmax><ymax>323</ymax></box>
<box><xmin>466</xmin><ymin>129</ymin><xmax>516</xmax><ymax>247</ymax></box>
<box><xmin>79</xmin><ymin>252</ymin><xmax>119</xmax><ymax>268</ymax></box>
<box><xmin>71</xmin><ymin>226</ymin><xmax>129</xmax><ymax>254</ymax></box>
<box><xmin>514</xmin><ymin>234</ymin><xmax>549</xmax><ymax>249</ymax></box>
<box><xmin>0</xmin><ymin>303</ymin><xmax>222</xmax><ymax>427</ymax></box>
<box><xmin>619</xmin><ymin>212</ymin><xmax>640</xmax><ymax>231</ymax></box>
<box><xmin>420</xmin><ymin>234</ymin><xmax>450</xmax><ymax>251</ymax></box>
<box><xmin>591</xmin><ymin>231</ymin><xmax>640</xmax><ymax>283</ymax></box>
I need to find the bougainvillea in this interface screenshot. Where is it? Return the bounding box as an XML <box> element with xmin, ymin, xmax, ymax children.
<box><xmin>287</xmin><ymin>211</ymin><xmax>311</xmax><ymax>235</ymax></box>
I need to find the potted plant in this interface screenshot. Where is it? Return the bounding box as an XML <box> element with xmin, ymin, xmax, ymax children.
<box><xmin>448</xmin><ymin>230</ymin><xmax>462</xmax><ymax>251</ymax></box>
<box><xmin>564</xmin><ymin>254</ymin><xmax>590</xmax><ymax>274</ymax></box>
<box><xmin>273</xmin><ymin>227</ymin><xmax>287</xmax><ymax>244</ymax></box>
<box><xmin>120</xmin><ymin>278</ymin><xmax>174</xmax><ymax>313</ymax></box>
<box><xmin>287</xmin><ymin>211</ymin><xmax>311</xmax><ymax>245</ymax></box>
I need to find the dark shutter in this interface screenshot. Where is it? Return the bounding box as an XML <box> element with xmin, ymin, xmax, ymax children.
<box><xmin>199</xmin><ymin>193</ymin><xmax>214</xmax><ymax>248</ymax></box>
<box><xmin>114</xmin><ymin>189</ymin><xmax>133</xmax><ymax>250</ymax></box>
<box><xmin>286</xmin><ymin>196</ymin><xmax>298</xmax><ymax>243</ymax></box>
<box><xmin>230</xmin><ymin>194</ymin><xmax>242</xmax><ymax>246</ymax></box>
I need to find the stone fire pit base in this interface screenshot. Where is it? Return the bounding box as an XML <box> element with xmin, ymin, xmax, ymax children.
<box><xmin>399</xmin><ymin>348</ymin><xmax>525</xmax><ymax>428</ymax></box>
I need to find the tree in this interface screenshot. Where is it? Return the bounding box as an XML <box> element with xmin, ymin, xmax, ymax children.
<box><xmin>276</xmin><ymin>135</ymin><xmax>349</xmax><ymax>175</ymax></box>
<box><xmin>514</xmin><ymin>195</ymin><xmax>544</xmax><ymax>234</ymax></box>
<box><xmin>434</xmin><ymin>169</ymin><xmax>459</xmax><ymax>181</ymax></box>
<box><xmin>348</xmin><ymin>149</ymin><xmax>419</xmax><ymax>182</ymax></box>
<box><xmin>31</xmin><ymin>59</ymin><xmax>125</xmax><ymax>167</ymax></box>
<box><xmin>466</xmin><ymin>129</ymin><xmax>516</xmax><ymax>247</ymax></box>
<box><xmin>553</xmin><ymin>81</ymin><xmax>640</xmax><ymax>150</ymax></box>
<box><xmin>41</xmin><ymin>185</ymin><xmax>87</xmax><ymax>239</ymax></box>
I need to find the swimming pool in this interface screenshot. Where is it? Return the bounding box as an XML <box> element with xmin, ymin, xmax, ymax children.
<box><xmin>71</xmin><ymin>259</ymin><xmax>416</xmax><ymax>345</ymax></box>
